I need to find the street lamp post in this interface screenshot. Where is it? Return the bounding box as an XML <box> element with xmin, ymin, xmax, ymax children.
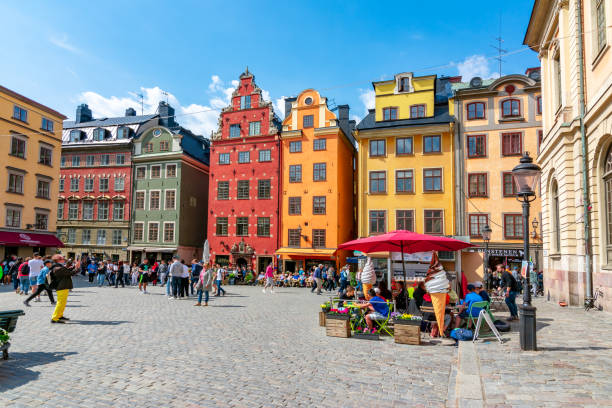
<box><xmin>481</xmin><ymin>224</ymin><xmax>492</xmax><ymax>291</ymax></box>
<box><xmin>512</xmin><ymin>152</ymin><xmax>541</xmax><ymax>351</ymax></box>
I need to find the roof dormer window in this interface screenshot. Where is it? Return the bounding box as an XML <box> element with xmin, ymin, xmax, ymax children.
<box><xmin>399</xmin><ymin>77</ymin><xmax>411</xmax><ymax>92</ymax></box>
<box><xmin>69</xmin><ymin>130</ymin><xmax>84</xmax><ymax>142</ymax></box>
<box><xmin>93</xmin><ymin>128</ymin><xmax>108</xmax><ymax>141</ymax></box>
<box><xmin>117</xmin><ymin>127</ymin><xmax>132</xmax><ymax>139</ymax></box>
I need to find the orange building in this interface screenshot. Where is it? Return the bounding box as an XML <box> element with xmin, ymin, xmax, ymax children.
<box><xmin>276</xmin><ymin>90</ymin><xmax>356</xmax><ymax>273</ymax></box>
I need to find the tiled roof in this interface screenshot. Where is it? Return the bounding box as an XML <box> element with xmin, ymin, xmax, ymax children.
<box><xmin>63</xmin><ymin>114</ymin><xmax>158</xmax><ymax>129</ymax></box>
<box><xmin>450</xmin><ymin>79</ymin><xmax>496</xmax><ymax>91</ymax></box>
<box><xmin>356</xmin><ymin>104</ymin><xmax>454</xmax><ymax>131</ymax></box>
<box><xmin>178</xmin><ymin>127</ymin><xmax>210</xmax><ymax>166</ymax></box>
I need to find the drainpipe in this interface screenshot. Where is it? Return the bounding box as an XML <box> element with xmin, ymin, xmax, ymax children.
<box><xmin>576</xmin><ymin>0</ymin><xmax>593</xmax><ymax>306</ymax></box>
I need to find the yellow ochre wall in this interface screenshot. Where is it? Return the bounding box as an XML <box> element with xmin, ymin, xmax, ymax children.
<box><xmin>374</xmin><ymin>75</ymin><xmax>436</xmax><ymax>121</ymax></box>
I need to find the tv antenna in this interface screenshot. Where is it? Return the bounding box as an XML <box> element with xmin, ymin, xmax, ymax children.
<box><xmin>162</xmin><ymin>91</ymin><xmax>169</xmax><ymax>104</ymax></box>
<box><xmin>491</xmin><ymin>14</ymin><xmax>506</xmax><ymax>77</ymax></box>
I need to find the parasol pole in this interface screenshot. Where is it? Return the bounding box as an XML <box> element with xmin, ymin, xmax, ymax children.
<box><xmin>401</xmin><ymin>241</ymin><xmax>408</xmax><ymax>312</ymax></box>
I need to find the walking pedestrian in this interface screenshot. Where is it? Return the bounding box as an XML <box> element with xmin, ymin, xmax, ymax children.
<box><xmin>87</xmin><ymin>260</ymin><xmax>96</xmax><ymax>283</ymax></box>
<box><xmin>262</xmin><ymin>263</ymin><xmax>275</xmax><ymax>294</ymax></box>
<box><xmin>131</xmin><ymin>263</ymin><xmax>139</xmax><ymax>286</ymax></box>
<box><xmin>24</xmin><ymin>259</ymin><xmax>55</xmax><ymax>306</ymax></box>
<box><xmin>339</xmin><ymin>265</ymin><xmax>349</xmax><ymax>293</ymax></box>
<box><xmin>215</xmin><ymin>264</ymin><xmax>226</xmax><ymax>296</ymax></box>
<box><xmin>168</xmin><ymin>256</ymin><xmax>183</xmax><ymax>299</ymax></box>
<box><xmin>115</xmin><ymin>261</ymin><xmax>125</xmax><ymax>288</ymax></box>
<box><xmin>190</xmin><ymin>259</ymin><xmax>202</xmax><ymax>295</ymax></box>
<box><xmin>18</xmin><ymin>257</ymin><xmax>30</xmax><ymax>295</ymax></box>
<box><xmin>96</xmin><ymin>261</ymin><xmax>106</xmax><ymax>287</ymax></box>
<box><xmin>28</xmin><ymin>253</ymin><xmax>44</xmax><ymax>301</ymax></box>
<box><xmin>138</xmin><ymin>259</ymin><xmax>150</xmax><ymax>294</ymax></box>
<box><xmin>194</xmin><ymin>263</ymin><xmax>214</xmax><ymax>306</ymax></box>
<box><xmin>313</xmin><ymin>264</ymin><xmax>323</xmax><ymax>295</ymax></box>
<box><xmin>9</xmin><ymin>256</ymin><xmax>19</xmax><ymax>292</ymax></box>
<box><xmin>180</xmin><ymin>260</ymin><xmax>190</xmax><ymax>298</ymax></box>
<box><xmin>498</xmin><ymin>264</ymin><xmax>519</xmax><ymax>321</ymax></box>
<box><xmin>123</xmin><ymin>261</ymin><xmax>131</xmax><ymax>286</ymax></box>
<box><xmin>158</xmin><ymin>260</ymin><xmax>168</xmax><ymax>286</ymax></box>
<box><xmin>48</xmin><ymin>254</ymin><xmax>80</xmax><ymax>324</ymax></box>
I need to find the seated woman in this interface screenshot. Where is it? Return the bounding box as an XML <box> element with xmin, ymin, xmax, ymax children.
<box><xmin>354</xmin><ymin>289</ymin><xmax>389</xmax><ymax>333</ymax></box>
<box><xmin>377</xmin><ymin>280</ymin><xmax>393</xmax><ymax>301</ymax></box>
<box><xmin>393</xmin><ymin>281</ymin><xmax>408</xmax><ymax>311</ymax></box>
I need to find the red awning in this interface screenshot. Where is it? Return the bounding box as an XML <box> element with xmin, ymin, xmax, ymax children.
<box><xmin>0</xmin><ymin>231</ymin><xmax>64</xmax><ymax>247</ymax></box>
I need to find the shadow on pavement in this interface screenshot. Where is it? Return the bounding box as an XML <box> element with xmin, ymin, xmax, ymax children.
<box><xmin>0</xmin><ymin>351</ymin><xmax>78</xmax><ymax>391</ymax></box>
<box><xmin>210</xmin><ymin>305</ymin><xmax>245</xmax><ymax>308</ymax></box>
<box><xmin>69</xmin><ymin>320</ymin><xmax>132</xmax><ymax>325</ymax></box>
<box><xmin>539</xmin><ymin>345</ymin><xmax>612</xmax><ymax>351</ymax></box>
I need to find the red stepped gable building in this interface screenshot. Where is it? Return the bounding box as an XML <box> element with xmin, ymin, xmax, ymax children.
<box><xmin>208</xmin><ymin>69</ymin><xmax>282</xmax><ymax>273</ymax></box>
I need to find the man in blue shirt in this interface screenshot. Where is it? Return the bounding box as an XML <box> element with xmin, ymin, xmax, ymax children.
<box><xmin>87</xmin><ymin>261</ymin><xmax>97</xmax><ymax>283</ymax></box>
<box><xmin>355</xmin><ymin>289</ymin><xmax>389</xmax><ymax>333</ymax></box>
<box><xmin>455</xmin><ymin>284</ymin><xmax>484</xmax><ymax>328</ymax></box>
<box><xmin>23</xmin><ymin>259</ymin><xmax>55</xmax><ymax>306</ymax></box>
<box><xmin>312</xmin><ymin>265</ymin><xmax>323</xmax><ymax>295</ymax></box>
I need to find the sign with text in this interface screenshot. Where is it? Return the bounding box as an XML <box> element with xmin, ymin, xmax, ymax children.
<box><xmin>468</xmin><ymin>248</ymin><xmax>524</xmax><ymax>257</ymax></box>
<box><xmin>391</xmin><ymin>251</ymin><xmax>432</xmax><ymax>262</ymax></box>
<box><xmin>392</xmin><ymin>262</ymin><xmax>428</xmax><ymax>279</ymax></box>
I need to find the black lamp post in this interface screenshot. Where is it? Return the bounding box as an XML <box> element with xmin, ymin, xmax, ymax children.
<box><xmin>512</xmin><ymin>152</ymin><xmax>541</xmax><ymax>351</ymax></box>
<box><xmin>481</xmin><ymin>224</ymin><xmax>492</xmax><ymax>291</ymax></box>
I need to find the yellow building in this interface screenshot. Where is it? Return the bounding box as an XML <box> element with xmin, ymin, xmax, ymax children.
<box><xmin>276</xmin><ymin>90</ymin><xmax>356</xmax><ymax>273</ymax></box>
<box><xmin>0</xmin><ymin>85</ymin><xmax>66</xmax><ymax>258</ymax></box>
<box><xmin>354</xmin><ymin>73</ymin><xmax>456</xmax><ymax>275</ymax></box>
<box><xmin>452</xmin><ymin>73</ymin><xmax>543</xmax><ymax>283</ymax></box>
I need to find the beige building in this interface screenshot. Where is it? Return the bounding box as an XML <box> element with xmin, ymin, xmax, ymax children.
<box><xmin>525</xmin><ymin>0</ymin><xmax>612</xmax><ymax>309</ymax></box>
<box><xmin>0</xmin><ymin>85</ymin><xmax>66</xmax><ymax>258</ymax></box>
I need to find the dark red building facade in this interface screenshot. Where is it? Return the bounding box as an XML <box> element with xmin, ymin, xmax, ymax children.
<box><xmin>208</xmin><ymin>69</ymin><xmax>281</xmax><ymax>272</ymax></box>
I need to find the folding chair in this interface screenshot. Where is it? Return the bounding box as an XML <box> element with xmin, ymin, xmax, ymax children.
<box><xmin>467</xmin><ymin>301</ymin><xmax>489</xmax><ymax>329</ymax></box>
<box><xmin>372</xmin><ymin>301</ymin><xmax>394</xmax><ymax>336</ymax></box>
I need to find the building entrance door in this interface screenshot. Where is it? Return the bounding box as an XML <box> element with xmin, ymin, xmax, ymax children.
<box><xmin>236</xmin><ymin>257</ymin><xmax>247</xmax><ymax>269</ymax></box>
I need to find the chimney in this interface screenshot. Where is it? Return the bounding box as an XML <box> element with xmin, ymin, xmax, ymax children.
<box><xmin>125</xmin><ymin>107</ymin><xmax>136</xmax><ymax>116</ymax></box>
<box><xmin>284</xmin><ymin>97</ymin><xmax>296</xmax><ymax>119</ymax></box>
<box><xmin>337</xmin><ymin>104</ymin><xmax>350</xmax><ymax>137</ymax></box>
<box><xmin>158</xmin><ymin>101</ymin><xmax>176</xmax><ymax>128</ymax></box>
<box><xmin>75</xmin><ymin>104</ymin><xmax>92</xmax><ymax>124</ymax></box>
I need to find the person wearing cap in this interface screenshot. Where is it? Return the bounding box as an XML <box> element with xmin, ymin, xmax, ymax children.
<box><xmin>23</xmin><ymin>258</ymin><xmax>55</xmax><ymax>307</ymax></box>
<box><xmin>473</xmin><ymin>281</ymin><xmax>490</xmax><ymax>302</ymax></box>
<box><xmin>48</xmin><ymin>254</ymin><xmax>81</xmax><ymax>323</ymax></box>
<box><xmin>454</xmin><ymin>284</ymin><xmax>484</xmax><ymax>328</ymax></box>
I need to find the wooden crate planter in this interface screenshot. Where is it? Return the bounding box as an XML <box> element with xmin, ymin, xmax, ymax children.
<box><xmin>319</xmin><ymin>311</ymin><xmax>326</xmax><ymax>327</ymax></box>
<box><xmin>393</xmin><ymin>319</ymin><xmax>421</xmax><ymax>345</ymax></box>
<box><xmin>325</xmin><ymin>314</ymin><xmax>351</xmax><ymax>338</ymax></box>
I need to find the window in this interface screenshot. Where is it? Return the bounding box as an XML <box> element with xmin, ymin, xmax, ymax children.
<box><xmin>68</xmin><ymin>202</ymin><xmax>79</xmax><ymax>219</ymax></box>
<box><xmin>219</xmin><ymin>153</ymin><xmax>230</xmax><ymax>164</ymax></box>
<box><xmin>289</xmin><ymin>165</ymin><xmax>302</xmax><ymax>182</ymax></box>
<box><xmin>383</xmin><ymin>107</ymin><xmax>398</xmax><ymax>120</ymax></box>
<box><xmin>396</xmin><ymin>137</ymin><xmax>413</xmax><ymax>155</ymax></box>
<box><xmin>258</xmin><ymin>180</ymin><xmax>271</xmax><ymax>199</ymax></box>
<box><xmin>116</xmin><ymin>154</ymin><xmax>125</xmax><ymax>165</ymax></box>
<box><xmin>114</xmin><ymin>177</ymin><xmax>125</xmax><ymax>191</ymax></box>
<box><xmin>99</xmin><ymin>155</ymin><xmax>110</xmax><ymax>166</ymax></box>
<box><xmin>554</xmin><ymin>54</ymin><xmax>562</xmax><ymax>109</ymax></box>
<box><xmin>289</xmin><ymin>141</ymin><xmax>302</xmax><ymax>153</ymax></box>
<box><xmin>423</xmin><ymin>168</ymin><xmax>442</xmax><ymax>192</ymax></box>
<box><xmin>552</xmin><ymin>181</ymin><xmax>561</xmax><ymax>253</ymax></box>
<box><xmin>12</xmin><ymin>105</ymin><xmax>27</xmax><ymax>122</ymax></box>
<box><xmin>313</xmin><ymin>163</ymin><xmax>326</xmax><ymax>181</ymax></box>
<box><xmin>216</xmin><ymin>217</ymin><xmax>228</xmax><ymax>236</ymax></box>
<box><xmin>99</xmin><ymin>178</ymin><xmax>109</xmax><ymax>192</ymax></box>
<box><xmin>468</xmin><ymin>173</ymin><xmax>487</xmax><ymax>197</ymax></box>
<box><xmin>98</xmin><ymin>201</ymin><xmax>109</xmax><ymax>220</ymax></box>
<box><xmin>238</xmin><ymin>151</ymin><xmax>250</xmax><ymax>163</ymax></box>
<box><xmin>230</xmin><ymin>124</ymin><xmax>241</xmax><ymax>138</ymax></box>
<box><xmin>396</xmin><ymin>170</ymin><xmax>414</xmax><ymax>193</ymax></box>
<box><xmin>83</xmin><ymin>155</ymin><xmax>94</xmax><ymax>166</ymax></box>
<box><xmin>467</xmin><ymin>135</ymin><xmax>486</xmax><ymax>158</ymax></box>
<box><xmin>70</xmin><ymin>178</ymin><xmax>79</xmax><ymax>192</ymax></box>
<box><xmin>502</xmin><ymin>172</ymin><xmax>517</xmax><ymax>197</ymax></box>
<box><xmin>117</xmin><ymin>127</ymin><xmax>130</xmax><ymax>139</ymax></box>
<box><xmin>83</xmin><ymin>201</ymin><xmax>93</xmax><ymax>220</ymax></box>
<box><xmin>61</xmin><ymin>156</ymin><xmax>67</xmax><ymax>167</ymax></box>
<box><xmin>165</xmin><ymin>190</ymin><xmax>175</xmax><ymax>209</ymax></box>
<box><xmin>369</xmin><ymin>210</ymin><xmax>386</xmax><ymax>234</ymax></box>
<box><xmin>303</xmin><ymin>114</ymin><xmax>314</xmax><ymax>128</ymax></box>
<box><xmin>113</xmin><ymin>202</ymin><xmax>124</xmax><ymax>220</ymax></box>
<box><xmin>313</xmin><ymin>229</ymin><xmax>326</xmax><ymax>248</ymax></box>
<box><xmin>35</xmin><ymin>213</ymin><xmax>48</xmax><ymax>230</ymax></box>
<box><xmin>501</xmin><ymin>99</ymin><xmax>521</xmax><ymax>118</ymax></box>
<box><xmin>504</xmin><ymin>214</ymin><xmax>523</xmax><ymax>239</ymax></box>
<box><xmin>159</xmin><ymin>140</ymin><xmax>169</xmax><ymax>151</ymax></box>
<box><xmin>112</xmin><ymin>230</ymin><xmax>122</xmax><ymax>246</ymax></box>
<box><xmin>59</xmin><ymin>179</ymin><xmax>64</xmax><ymax>192</ymax></box>
<box><xmin>166</xmin><ymin>164</ymin><xmax>177</xmax><ymax>177</ymax></box>
<box><xmin>288</xmin><ymin>197</ymin><xmax>301</xmax><ymax>215</ymax></box>
<box><xmin>57</xmin><ymin>202</ymin><xmax>64</xmax><ymax>219</ymax></box>
<box><xmin>217</xmin><ymin>181</ymin><xmax>229</xmax><ymax>200</ymax></box>
<box><xmin>150</xmin><ymin>191</ymin><xmax>160</xmax><ymax>210</ymax></box>
<box><xmin>144</xmin><ymin>142</ymin><xmax>153</xmax><ymax>153</ymax></box>
<box><xmin>313</xmin><ymin>196</ymin><xmax>326</xmax><ymax>215</ymax></box>
<box><xmin>69</xmin><ymin>130</ymin><xmax>83</xmax><ymax>143</ymax></box>
<box><xmin>423</xmin><ymin>135</ymin><xmax>441</xmax><ymax>153</ymax></box>
<box><xmin>164</xmin><ymin>223</ymin><xmax>175</xmax><ymax>242</ymax></box>
<box><xmin>236</xmin><ymin>217</ymin><xmax>249</xmax><ymax>236</ymax></box>
<box><xmin>82</xmin><ymin>229</ymin><xmax>91</xmax><ymax>245</ymax></box>
<box><xmin>537</xmin><ymin>130</ymin><xmax>544</xmax><ymax>155</ymax></box>
<box><xmin>151</xmin><ymin>165</ymin><xmax>161</xmax><ymax>178</ymax></box>
<box><xmin>136</xmin><ymin>167</ymin><xmax>146</xmax><ymax>179</ymax></box>
<box><xmin>595</xmin><ymin>0</ymin><xmax>607</xmax><ymax>52</ymax></box>
<box><xmin>148</xmin><ymin>222</ymin><xmax>159</xmax><ymax>241</ymax></box>
<box><xmin>259</xmin><ymin>149</ymin><xmax>271</xmax><ymax>162</ymax></box>
<box><xmin>369</xmin><ymin>171</ymin><xmax>386</xmax><ymax>193</ymax></box>
<box><xmin>135</xmin><ymin>192</ymin><xmax>145</xmax><ymax>210</ymax></box>
<box><xmin>134</xmin><ymin>223</ymin><xmax>144</xmax><ymax>241</ymax></box>
<box><xmin>67</xmin><ymin>229</ymin><xmax>76</xmax><ymax>244</ymax></box>
<box><xmin>396</xmin><ymin>210</ymin><xmax>414</xmax><ymax>231</ymax></box>
<box><xmin>240</xmin><ymin>95</ymin><xmax>251</xmax><ymax>109</ymax></box>
<box><xmin>399</xmin><ymin>77</ymin><xmax>411</xmax><ymax>92</ymax></box>
<box><xmin>249</xmin><ymin>121</ymin><xmax>261</xmax><ymax>136</ymax></box>
<box><xmin>93</xmin><ymin>128</ymin><xmax>107</xmax><ymax>141</ymax></box>
<box><xmin>10</xmin><ymin>136</ymin><xmax>26</xmax><ymax>158</ymax></box>
<box><xmin>40</xmin><ymin>117</ymin><xmax>52</xmax><ymax>132</ymax></box>
<box><xmin>536</xmin><ymin>96</ymin><xmax>542</xmax><ymax>115</ymax></box>
<box><xmin>424</xmin><ymin>210</ymin><xmax>443</xmax><ymax>234</ymax></box>
<box><xmin>501</xmin><ymin>133</ymin><xmax>522</xmax><ymax>156</ymax></box>
<box><xmin>36</xmin><ymin>180</ymin><xmax>50</xmax><ymax>199</ymax></box>
<box><xmin>467</xmin><ymin>102</ymin><xmax>486</xmax><ymax>120</ymax></box>
<box><xmin>72</xmin><ymin>156</ymin><xmax>81</xmax><ymax>167</ymax></box>
<box><xmin>39</xmin><ymin>146</ymin><xmax>52</xmax><ymax>165</ymax></box>
<box><xmin>313</xmin><ymin>139</ymin><xmax>326</xmax><ymax>151</ymax></box>
<box><xmin>410</xmin><ymin>104</ymin><xmax>426</xmax><ymax>118</ymax></box>
<box><xmin>469</xmin><ymin>214</ymin><xmax>488</xmax><ymax>237</ymax></box>
<box><xmin>369</xmin><ymin>139</ymin><xmax>386</xmax><ymax>157</ymax></box>
<box><xmin>5</xmin><ymin>207</ymin><xmax>21</xmax><ymax>228</ymax></box>
<box><xmin>288</xmin><ymin>229</ymin><xmax>301</xmax><ymax>247</ymax></box>
<box><xmin>257</xmin><ymin>217</ymin><xmax>270</xmax><ymax>237</ymax></box>
<box><xmin>237</xmin><ymin>180</ymin><xmax>250</xmax><ymax>199</ymax></box>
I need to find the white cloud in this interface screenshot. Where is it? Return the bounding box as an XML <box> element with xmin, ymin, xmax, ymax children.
<box><xmin>274</xmin><ymin>96</ymin><xmax>286</xmax><ymax>119</ymax></box>
<box><xmin>355</xmin><ymin>88</ymin><xmax>375</xmax><ymax>121</ymax></box>
<box><xmin>453</xmin><ymin>54</ymin><xmax>499</xmax><ymax>80</ymax></box>
<box><xmin>49</xmin><ymin>34</ymin><xmax>82</xmax><ymax>54</ymax></box>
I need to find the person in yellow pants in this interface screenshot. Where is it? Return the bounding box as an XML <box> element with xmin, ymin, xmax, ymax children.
<box><xmin>49</xmin><ymin>254</ymin><xmax>80</xmax><ymax>324</ymax></box>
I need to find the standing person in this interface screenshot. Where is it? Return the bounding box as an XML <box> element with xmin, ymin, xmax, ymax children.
<box><xmin>107</xmin><ymin>261</ymin><xmax>116</xmax><ymax>286</ymax></box>
<box><xmin>158</xmin><ymin>260</ymin><xmax>168</xmax><ymax>286</ymax></box>
<box><xmin>150</xmin><ymin>261</ymin><xmax>159</xmax><ymax>286</ymax></box>
<box><xmin>115</xmin><ymin>261</ymin><xmax>125</xmax><ymax>288</ymax></box>
<box><xmin>96</xmin><ymin>262</ymin><xmax>107</xmax><ymax>287</ymax></box>
<box><xmin>9</xmin><ymin>256</ymin><xmax>19</xmax><ymax>293</ymax></box>
<box><xmin>131</xmin><ymin>262</ymin><xmax>139</xmax><ymax>286</ymax></box>
<box><xmin>138</xmin><ymin>259</ymin><xmax>150</xmax><ymax>294</ymax></box>
<box><xmin>123</xmin><ymin>261</ymin><xmax>131</xmax><ymax>286</ymax></box>
<box><xmin>24</xmin><ymin>259</ymin><xmax>55</xmax><ymax>306</ymax></box>
<box><xmin>262</xmin><ymin>263</ymin><xmax>275</xmax><ymax>294</ymax></box>
<box><xmin>313</xmin><ymin>264</ymin><xmax>323</xmax><ymax>295</ymax></box>
<box><xmin>326</xmin><ymin>266</ymin><xmax>336</xmax><ymax>292</ymax></box>
<box><xmin>180</xmin><ymin>260</ymin><xmax>190</xmax><ymax>298</ymax></box>
<box><xmin>18</xmin><ymin>258</ymin><xmax>30</xmax><ymax>295</ymax></box>
<box><xmin>87</xmin><ymin>261</ymin><xmax>97</xmax><ymax>283</ymax></box>
<box><xmin>190</xmin><ymin>259</ymin><xmax>202</xmax><ymax>295</ymax></box>
<box><xmin>215</xmin><ymin>264</ymin><xmax>226</xmax><ymax>296</ymax></box>
<box><xmin>498</xmin><ymin>264</ymin><xmax>519</xmax><ymax>321</ymax></box>
<box><xmin>194</xmin><ymin>263</ymin><xmax>214</xmax><ymax>306</ymax></box>
<box><xmin>48</xmin><ymin>254</ymin><xmax>81</xmax><ymax>323</ymax></box>
<box><xmin>28</xmin><ymin>253</ymin><xmax>44</xmax><ymax>301</ymax></box>
<box><xmin>168</xmin><ymin>256</ymin><xmax>183</xmax><ymax>300</ymax></box>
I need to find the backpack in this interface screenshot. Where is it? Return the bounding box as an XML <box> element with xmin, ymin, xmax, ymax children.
<box><xmin>450</xmin><ymin>328</ymin><xmax>473</xmax><ymax>341</ymax></box>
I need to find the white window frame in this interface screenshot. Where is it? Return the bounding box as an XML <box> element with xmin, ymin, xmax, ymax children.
<box><xmin>114</xmin><ymin>176</ymin><xmax>125</xmax><ymax>192</ymax></box>
<box><xmin>136</xmin><ymin>166</ymin><xmax>147</xmax><ymax>180</ymax></box>
<box><xmin>147</xmin><ymin>221</ymin><xmax>159</xmax><ymax>242</ymax></box>
<box><xmin>97</xmin><ymin>229</ymin><xmax>107</xmax><ymax>245</ymax></box>
<box><xmin>164</xmin><ymin>189</ymin><xmax>176</xmax><ymax>210</ymax></box>
<box><xmin>135</xmin><ymin>190</ymin><xmax>146</xmax><ymax>210</ymax></box>
<box><xmin>149</xmin><ymin>189</ymin><xmax>161</xmax><ymax>210</ymax></box>
<box><xmin>166</xmin><ymin>164</ymin><xmax>177</xmax><ymax>178</ymax></box>
<box><xmin>163</xmin><ymin>221</ymin><xmax>175</xmax><ymax>243</ymax></box>
<box><xmin>150</xmin><ymin>165</ymin><xmax>162</xmax><ymax>179</ymax></box>
<box><xmin>133</xmin><ymin>222</ymin><xmax>145</xmax><ymax>241</ymax></box>
<box><xmin>84</xmin><ymin>178</ymin><xmax>94</xmax><ymax>192</ymax></box>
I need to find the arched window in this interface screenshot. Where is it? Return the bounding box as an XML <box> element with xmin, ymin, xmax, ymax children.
<box><xmin>604</xmin><ymin>146</ymin><xmax>612</xmax><ymax>261</ymax></box>
<box><xmin>551</xmin><ymin>180</ymin><xmax>561</xmax><ymax>253</ymax></box>
<box><xmin>501</xmin><ymin>98</ymin><xmax>521</xmax><ymax>118</ymax></box>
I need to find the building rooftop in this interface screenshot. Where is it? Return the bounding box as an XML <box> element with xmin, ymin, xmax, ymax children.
<box><xmin>0</xmin><ymin>85</ymin><xmax>67</xmax><ymax>119</ymax></box>
<box><xmin>356</xmin><ymin>103</ymin><xmax>454</xmax><ymax>131</ymax></box>
<box><xmin>64</xmin><ymin>114</ymin><xmax>158</xmax><ymax>129</ymax></box>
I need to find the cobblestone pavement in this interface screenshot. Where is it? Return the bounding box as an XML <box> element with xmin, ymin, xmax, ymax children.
<box><xmin>0</xmin><ymin>279</ymin><xmax>610</xmax><ymax>407</ymax></box>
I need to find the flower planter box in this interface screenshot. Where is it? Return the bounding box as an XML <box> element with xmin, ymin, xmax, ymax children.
<box><xmin>352</xmin><ymin>332</ymin><xmax>380</xmax><ymax>341</ymax></box>
<box><xmin>325</xmin><ymin>314</ymin><xmax>351</xmax><ymax>338</ymax></box>
<box><xmin>319</xmin><ymin>311</ymin><xmax>326</xmax><ymax>327</ymax></box>
<box><xmin>394</xmin><ymin>323</ymin><xmax>421</xmax><ymax>345</ymax></box>
<box><xmin>393</xmin><ymin>319</ymin><xmax>421</xmax><ymax>326</ymax></box>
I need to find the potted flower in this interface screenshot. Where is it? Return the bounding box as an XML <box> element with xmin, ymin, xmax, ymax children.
<box><xmin>325</xmin><ymin>308</ymin><xmax>351</xmax><ymax>338</ymax></box>
<box><xmin>320</xmin><ymin>302</ymin><xmax>331</xmax><ymax>313</ymax></box>
<box><xmin>392</xmin><ymin>313</ymin><xmax>422</xmax><ymax>326</ymax></box>
<box><xmin>0</xmin><ymin>328</ymin><xmax>10</xmax><ymax>359</ymax></box>
<box><xmin>326</xmin><ymin>308</ymin><xmax>350</xmax><ymax>320</ymax></box>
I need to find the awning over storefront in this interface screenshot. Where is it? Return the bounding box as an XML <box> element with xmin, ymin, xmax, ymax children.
<box><xmin>144</xmin><ymin>247</ymin><xmax>177</xmax><ymax>253</ymax></box>
<box><xmin>126</xmin><ymin>246</ymin><xmax>145</xmax><ymax>251</ymax></box>
<box><xmin>275</xmin><ymin>247</ymin><xmax>336</xmax><ymax>258</ymax></box>
<box><xmin>0</xmin><ymin>231</ymin><xmax>64</xmax><ymax>247</ymax></box>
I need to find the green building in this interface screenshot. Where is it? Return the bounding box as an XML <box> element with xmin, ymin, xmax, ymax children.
<box><xmin>128</xmin><ymin>102</ymin><xmax>210</xmax><ymax>263</ymax></box>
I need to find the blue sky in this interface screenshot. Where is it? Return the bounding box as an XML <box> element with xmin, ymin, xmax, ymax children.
<box><xmin>0</xmin><ymin>0</ymin><xmax>539</xmax><ymax>135</ymax></box>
